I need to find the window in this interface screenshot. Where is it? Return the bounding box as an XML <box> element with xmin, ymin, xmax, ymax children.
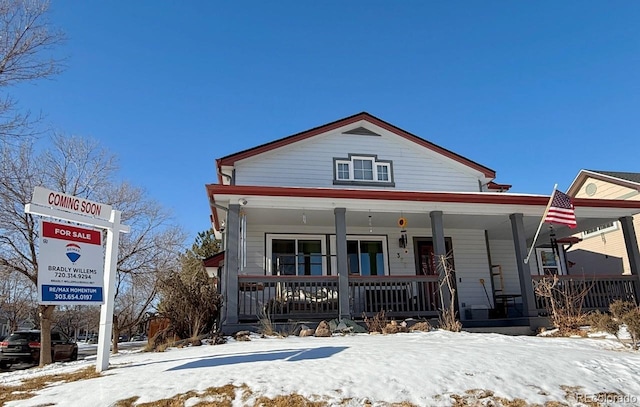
<box><xmin>348</xmin><ymin>239</ymin><xmax>385</xmax><ymax>275</ymax></box>
<box><xmin>377</xmin><ymin>164</ymin><xmax>389</xmax><ymax>181</ymax></box>
<box><xmin>330</xmin><ymin>235</ymin><xmax>388</xmax><ymax>276</ymax></box>
<box><xmin>535</xmin><ymin>248</ymin><xmax>565</xmax><ymax>276</ymax></box>
<box><xmin>267</xmin><ymin>235</ymin><xmax>326</xmax><ymax>276</ymax></box>
<box><xmin>333</xmin><ymin>155</ymin><xmax>393</xmax><ymax>185</ymax></box>
<box><xmin>582</xmin><ymin>221</ymin><xmax>617</xmax><ymax>239</ymax></box>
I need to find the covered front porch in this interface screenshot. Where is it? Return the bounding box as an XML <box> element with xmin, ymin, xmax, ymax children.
<box><xmin>207</xmin><ymin>185</ymin><xmax>640</xmax><ymax>332</ymax></box>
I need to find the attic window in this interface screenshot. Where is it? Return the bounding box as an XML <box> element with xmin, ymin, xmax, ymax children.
<box><xmin>333</xmin><ymin>154</ymin><xmax>394</xmax><ymax>186</ymax></box>
<box><xmin>343</xmin><ymin>127</ymin><xmax>382</xmax><ymax>137</ymax></box>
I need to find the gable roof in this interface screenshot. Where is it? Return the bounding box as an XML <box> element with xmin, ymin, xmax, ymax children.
<box><xmin>216</xmin><ymin>112</ymin><xmax>496</xmax><ymax>179</ymax></box>
<box><xmin>589</xmin><ymin>170</ymin><xmax>640</xmax><ymax>185</ymax></box>
<box><xmin>567</xmin><ymin>169</ymin><xmax>640</xmax><ymax>196</ymax></box>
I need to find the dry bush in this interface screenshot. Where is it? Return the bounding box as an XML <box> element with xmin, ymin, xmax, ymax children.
<box><xmin>436</xmin><ymin>254</ymin><xmax>461</xmax><ymax>332</ymax></box>
<box><xmin>409</xmin><ymin>321</ymin><xmax>432</xmax><ymax>332</ymax></box>
<box><xmin>623</xmin><ymin>308</ymin><xmax>640</xmax><ymax>350</ymax></box>
<box><xmin>382</xmin><ymin>320</ymin><xmax>408</xmax><ymax>335</ymax></box>
<box><xmin>363</xmin><ymin>310</ymin><xmax>388</xmax><ymax>333</ymax></box>
<box><xmin>534</xmin><ymin>275</ymin><xmax>591</xmax><ymax>336</ymax></box>
<box><xmin>257</xmin><ymin>306</ymin><xmax>276</xmax><ymax>336</ymax></box>
<box><xmin>588</xmin><ymin>311</ymin><xmax>621</xmax><ymax>338</ymax></box>
<box><xmin>608</xmin><ymin>300</ymin><xmax>640</xmax><ymax>350</ymax></box>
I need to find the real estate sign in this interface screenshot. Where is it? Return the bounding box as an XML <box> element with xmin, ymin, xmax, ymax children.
<box><xmin>38</xmin><ymin>220</ymin><xmax>105</xmax><ymax>305</ymax></box>
<box><xmin>32</xmin><ymin>186</ymin><xmax>112</xmax><ymax>221</ymax></box>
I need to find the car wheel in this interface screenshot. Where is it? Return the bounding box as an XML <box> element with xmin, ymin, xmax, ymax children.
<box><xmin>70</xmin><ymin>349</ymin><xmax>78</xmax><ymax>361</ymax></box>
<box><xmin>0</xmin><ymin>361</ymin><xmax>9</xmax><ymax>370</ymax></box>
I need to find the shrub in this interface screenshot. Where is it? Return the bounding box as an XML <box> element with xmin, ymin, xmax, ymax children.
<box><xmin>588</xmin><ymin>300</ymin><xmax>640</xmax><ymax>350</ymax></box>
<box><xmin>588</xmin><ymin>311</ymin><xmax>620</xmax><ymax>338</ymax></box>
<box><xmin>363</xmin><ymin>310</ymin><xmax>388</xmax><ymax>333</ymax></box>
<box><xmin>534</xmin><ymin>275</ymin><xmax>591</xmax><ymax>336</ymax></box>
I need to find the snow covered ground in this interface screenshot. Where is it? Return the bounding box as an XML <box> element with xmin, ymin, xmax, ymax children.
<box><xmin>2</xmin><ymin>330</ymin><xmax>640</xmax><ymax>406</ymax></box>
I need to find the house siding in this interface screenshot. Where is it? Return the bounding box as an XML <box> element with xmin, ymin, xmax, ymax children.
<box><xmin>234</xmin><ymin>130</ymin><xmax>483</xmax><ymax>192</ymax></box>
<box><xmin>486</xmin><ymin>239</ymin><xmax>521</xmax><ymax>297</ymax></box>
<box><xmin>240</xmin><ymin>221</ymin><xmax>492</xmax><ymax>318</ymax></box>
<box><xmin>568</xmin><ymin>177</ymin><xmax>640</xmax><ymax>275</ymax></box>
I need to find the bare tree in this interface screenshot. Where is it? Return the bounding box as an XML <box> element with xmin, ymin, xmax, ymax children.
<box><xmin>54</xmin><ymin>304</ymin><xmax>99</xmax><ymax>340</ymax></box>
<box><xmin>111</xmin><ymin>217</ymin><xmax>184</xmax><ymax>353</ymax></box>
<box><xmin>0</xmin><ymin>134</ymin><xmax>184</xmax><ymax>364</ymax></box>
<box><xmin>0</xmin><ymin>268</ymin><xmax>37</xmax><ymax>331</ymax></box>
<box><xmin>0</xmin><ymin>0</ymin><xmax>65</xmax><ymax>140</ymax></box>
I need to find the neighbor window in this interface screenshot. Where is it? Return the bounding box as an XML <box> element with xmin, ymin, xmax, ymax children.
<box><xmin>582</xmin><ymin>221</ymin><xmax>617</xmax><ymax>239</ymax></box>
<box><xmin>334</xmin><ymin>155</ymin><xmax>393</xmax><ymax>185</ymax></box>
<box><xmin>267</xmin><ymin>235</ymin><xmax>326</xmax><ymax>276</ymax></box>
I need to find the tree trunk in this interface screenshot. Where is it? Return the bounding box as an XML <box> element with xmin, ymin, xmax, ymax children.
<box><xmin>112</xmin><ymin>315</ymin><xmax>119</xmax><ymax>354</ymax></box>
<box><xmin>38</xmin><ymin>305</ymin><xmax>55</xmax><ymax>367</ymax></box>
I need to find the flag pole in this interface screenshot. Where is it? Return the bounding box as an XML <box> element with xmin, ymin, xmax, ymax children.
<box><xmin>524</xmin><ymin>183</ymin><xmax>558</xmax><ymax>264</ymax></box>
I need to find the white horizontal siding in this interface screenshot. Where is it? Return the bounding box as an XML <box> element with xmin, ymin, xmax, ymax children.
<box><xmin>235</xmin><ymin>130</ymin><xmax>482</xmax><ymax>192</ymax></box>
<box><xmin>487</xmin><ymin>239</ymin><xmax>521</xmax><ymax>296</ymax></box>
<box><xmin>239</xmin><ymin>222</ymin><xmax>492</xmax><ymax>316</ymax></box>
<box><xmin>447</xmin><ymin>229</ymin><xmax>492</xmax><ymax>316</ymax></box>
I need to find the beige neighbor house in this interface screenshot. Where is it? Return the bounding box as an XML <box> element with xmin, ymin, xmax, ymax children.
<box><xmin>565</xmin><ymin>170</ymin><xmax>640</xmax><ymax>276</ymax></box>
<box><xmin>205</xmin><ymin>113</ymin><xmax>640</xmax><ymax>334</ymax></box>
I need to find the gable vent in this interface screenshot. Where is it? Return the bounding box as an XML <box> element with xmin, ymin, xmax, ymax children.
<box><xmin>343</xmin><ymin>127</ymin><xmax>382</xmax><ymax>137</ymax></box>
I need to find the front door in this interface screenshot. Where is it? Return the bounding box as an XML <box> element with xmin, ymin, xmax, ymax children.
<box><xmin>414</xmin><ymin>238</ymin><xmax>456</xmax><ymax>311</ymax></box>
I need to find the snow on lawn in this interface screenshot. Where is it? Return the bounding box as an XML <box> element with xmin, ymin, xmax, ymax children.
<box><xmin>2</xmin><ymin>330</ymin><xmax>640</xmax><ymax>406</ymax></box>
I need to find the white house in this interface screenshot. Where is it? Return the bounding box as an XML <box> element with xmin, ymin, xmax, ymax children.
<box><xmin>206</xmin><ymin>113</ymin><xmax>640</xmax><ymax>333</ymax></box>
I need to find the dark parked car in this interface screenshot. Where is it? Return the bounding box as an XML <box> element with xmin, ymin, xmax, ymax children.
<box><xmin>0</xmin><ymin>330</ymin><xmax>78</xmax><ymax>369</ymax></box>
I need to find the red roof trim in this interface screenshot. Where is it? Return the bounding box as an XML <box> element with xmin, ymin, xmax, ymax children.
<box><xmin>203</xmin><ymin>252</ymin><xmax>225</xmax><ymax>268</ymax></box>
<box><xmin>487</xmin><ymin>181</ymin><xmax>512</xmax><ymax>191</ymax></box>
<box><xmin>217</xmin><ymin>112</ymin><xmax>496</xmax><ymax>178</ymax></box>
<box><xmin>206</xmin><ymin>184</ymin><xmax>640</xmax><ymax>209</ymax></box>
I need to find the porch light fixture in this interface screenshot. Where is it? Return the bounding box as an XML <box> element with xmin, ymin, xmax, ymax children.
<box><xmin>399</xmin><ymin>231</ymin><xmax>408</xmax><ymax>248</ymax></box>
<box><xmin>205</xmin><ymin>265</ymin><xmax>219</xmax><ymax>279</ymax></box>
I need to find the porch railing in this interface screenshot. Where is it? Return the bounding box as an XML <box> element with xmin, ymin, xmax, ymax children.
<box><xmin>237</xmin><ymin>275</ymin><xmax>340</xmax><ymax>321</ymax></box>
<box><xmin>532</xmin><ymin>275</ymin><xmax>639</xmax><ymax>312</ymax></box>
<box><xmin>236</xmin><ymin>274</ymin><xmax>441</xmax><ymax>322</ymax></box>
<box><xmin>348</xmin><ymin>275</ymin><xmax>440</xmax><ymax>318</ymax></box>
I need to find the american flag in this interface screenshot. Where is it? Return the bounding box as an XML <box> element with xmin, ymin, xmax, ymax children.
<box><xmin>544</xmin><ymin>190</ymin><xmax>577</xmax><ymax>228</ymax></box>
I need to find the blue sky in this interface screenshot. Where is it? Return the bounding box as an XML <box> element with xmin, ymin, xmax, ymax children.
<box><xmin>11</xmin><ymin>1</ymin><xmax>640</xmax><ymax>238</ymax></box>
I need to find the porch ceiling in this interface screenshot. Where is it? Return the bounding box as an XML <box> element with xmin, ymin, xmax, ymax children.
<box><xmin>208</xmin><ymin>186</ymin><xmax>640</xmax><ymax>242</ymax></box>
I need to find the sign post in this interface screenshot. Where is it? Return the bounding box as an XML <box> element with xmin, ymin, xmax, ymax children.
<box><xmin>25</xmin><ymin>187</ymin><xmax>130</xmax><ymax>373</ymax></box>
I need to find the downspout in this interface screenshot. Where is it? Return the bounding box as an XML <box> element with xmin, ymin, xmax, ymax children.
<box><xmin>217</xmin><ymin>161</ymin><xmax>234</xmax><ymax>185</ymax></box>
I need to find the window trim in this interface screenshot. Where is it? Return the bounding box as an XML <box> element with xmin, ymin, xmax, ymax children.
<box><xmin>329</xmin><ymin>235</ymin><xmax>389</xmax><ymax>276</ymax></box>
<box><xmin>265</xmin><ymin>234</ymin><xmax>327</xmax><ymax>276</ymax></box>
<box><xmin>333</xmin><ymin>154</ymin><xmax>395</xmax><ymax>187</ymax></box>
<box><xmin>581</xmin><ymin>221</ymin><xmax>618</xmax><ymax>239</ymax></box>
<box><xmin>534</xmin><ymin>248</ymin><xmax>566</xmax><ymax>276</ymax></box>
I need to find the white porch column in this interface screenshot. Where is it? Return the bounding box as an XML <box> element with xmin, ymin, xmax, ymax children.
<box><xmin>334</xmin><ymin>207</ymin><xmax>350</xmax><ymax>320</ymax></box>
<box><xmin>430</xmin><ymin>211</ymin><xmax>451</xmax><ymax>308</ymax></box>
<box><xmin>224</xmin><ymin>204</ymin><xmax>240</xmax><ymax>325</ymax></box>
<box><xmin>509</xmin><ymin>213</ymin><xmax>537</xmax><ymax>318</ymax></box>
<box><xmin>619</xmin><ymin>216</ymin><xmax>640</xmax><ymax>298</ymax></box>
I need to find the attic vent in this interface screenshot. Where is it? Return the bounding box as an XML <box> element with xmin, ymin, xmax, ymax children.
<box><xmin>343</xmin><ymin>127</ymin><xmax>382</xmax><ymax>137</ymax></box>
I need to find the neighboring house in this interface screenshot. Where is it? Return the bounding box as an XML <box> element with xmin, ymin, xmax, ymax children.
<box><xmin>205</xmin><ymin>113</ymin><xmax>640</xmax><ymax>333</ymax></box>
<box><xmin>566</xmin><ymin>170</ymin><xmax>640</xmax><ymax>276</ymax></box>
